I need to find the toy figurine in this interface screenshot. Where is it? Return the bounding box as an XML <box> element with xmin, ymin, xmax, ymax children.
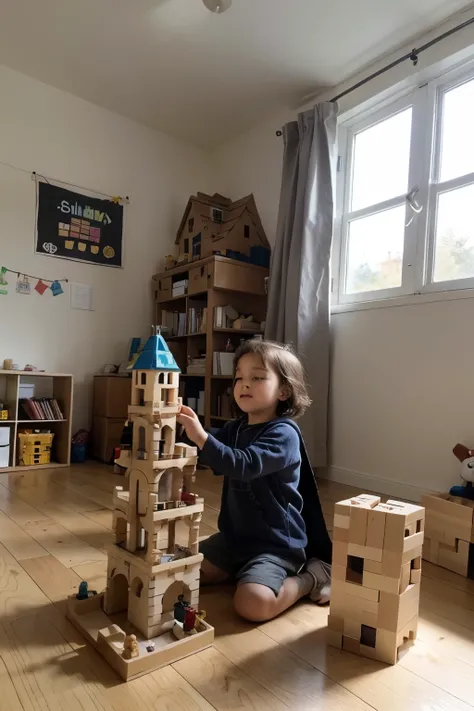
<box><xmin>450</xmin><ymin>443</ymin><xmax>474</xmax><ymax>500</ymax></box>
<box><xmin>174</xmin><ymin>594</ymin><xmax>190</xmax><ymax>623</ymax></box>
<box><xmin>122</xmin><ymin>634</ymin><xmax>140</xmax><ymax>659</ymax></box>
<box><xmin>76</xmin><ymin>581</ymin><xmax>97</xmax><ymax>600</ymax></box>
<box><xmin>183</xmin><ymin>607</ymin><xmax>197</xmax><ymax>633</ymax></box>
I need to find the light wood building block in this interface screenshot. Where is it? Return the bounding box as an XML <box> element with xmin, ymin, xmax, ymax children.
<box><xmin>66</xmin><ymin>334</ymin><xmax>214</xmax><ymax>680</ymax></box>
<box><xmin>328</xmin><ymin>493</ymin><xmax>424</xmax><ymax>665</ymax></box>
<box><xmin>421</xmin><ymin>492</ymin><xmax>474</xmax><ymax>579</ymax></box>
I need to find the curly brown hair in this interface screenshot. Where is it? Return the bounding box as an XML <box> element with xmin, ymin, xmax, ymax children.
<box><xmin>233</xmin><ymin>339</ymin><xmax>311</xmax><ymax>418</ymax></box>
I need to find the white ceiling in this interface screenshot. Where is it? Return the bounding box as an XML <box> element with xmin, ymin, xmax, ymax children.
<box><xmin>0</xmin><ymin>0</ymin><xmax>473</xmax><ymax>147</ymax></box>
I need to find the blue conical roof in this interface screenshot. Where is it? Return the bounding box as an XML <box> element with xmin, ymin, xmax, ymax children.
<box><xmin>133</xmin><ymin>334</ymin><xmax>181</xmax><ymax>372</ymax></box>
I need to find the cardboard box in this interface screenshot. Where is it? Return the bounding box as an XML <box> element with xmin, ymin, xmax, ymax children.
<box><xmin>188</xmin><ymin>264</ymin><xmax>210</xmax><ymax>294</ymax></box>
<box><xmin>91</xmin><ymin>416</ymin><xmax>126</xmax><ymax>463</ymax></box>
<box><xmin>93</xmin><ymin>376</ymin><xmax>131</xmax><ymax>419</ymax></box>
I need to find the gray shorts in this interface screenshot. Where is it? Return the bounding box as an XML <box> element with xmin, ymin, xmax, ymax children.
<box><xmin>200</xmin><ymin>532</ymin><xmax>304</xmax><ymax>596</ymax></box>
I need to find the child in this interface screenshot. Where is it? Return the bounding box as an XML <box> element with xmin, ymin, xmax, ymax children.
<box><xmin>177</xmin><ymin>339</ymin><xmax>332</xmax><ymax>622</ymax></box>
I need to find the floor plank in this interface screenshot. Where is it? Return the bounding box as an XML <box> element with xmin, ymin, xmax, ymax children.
<box><xmin>20</xmin><ymin>555</ymin><xmax>82</xmax><ymax>603</ymax></box>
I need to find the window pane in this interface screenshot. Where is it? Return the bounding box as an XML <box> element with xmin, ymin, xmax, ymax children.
<box><xmin>440</xmin><ymin>80</ymin><xmax>474</xmax><ymax>182</ymax></box>
<box><xmin>351</xmin><ymin>109</ymin><xmax>412</xmax><ymax>212</ymax></box>
<box><xmin>345</xmin><ymin>206</ymin><xmax>405</xmax><ymax>294</ymax></box>
<box><xmin>433</xmin><ymin>184</ymin><xmax>474</xmax><ymax>282</ymax></box>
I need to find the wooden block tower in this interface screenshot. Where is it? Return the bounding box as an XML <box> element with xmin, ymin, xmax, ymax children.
<box><xmin>67</xmin><ymin>331</ymin><xmax>214</xmax><ymax>681</ymax></box>
<box><xmin>328</xmin><ymin>494</ymin><xmax>425</xmax><ymax>665</ymax></box>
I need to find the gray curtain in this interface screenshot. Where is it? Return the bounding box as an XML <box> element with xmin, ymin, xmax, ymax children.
<box><xmin>265</xmin><ymin>102</ymin><xmax>338</xmax><ymax>466</ymax></box>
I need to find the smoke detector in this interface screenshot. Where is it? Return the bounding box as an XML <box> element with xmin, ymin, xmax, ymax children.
<box><xmin>202</xmin><ymin>0</ymin><xmax>232</xmax><ymax>13</ymax></box>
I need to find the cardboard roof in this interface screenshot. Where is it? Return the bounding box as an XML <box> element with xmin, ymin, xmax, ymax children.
<box><xmin>175</xmin><ymin>193</ymin><xmax>269</xmax><ymax>249</ymax></box>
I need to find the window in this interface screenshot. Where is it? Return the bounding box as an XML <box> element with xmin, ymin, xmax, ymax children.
<box><xmin>334</xmin><ymin>62</ymin><xmax>474</xmax><ymax>306</ymax></box>
<box><xmin>244</xmin><ymin>225</ymin><xmax>250</xmax><ymax>238</ymax></box>
<box><xmin>211</xmin><ymin>207</ymin><xmax>223</xmax><ymax>224</ymax></box>
<box><xmin>188</xmin><ymin>218</ymin><xmax>194</xmax><ymax>233</ymax></box>
<box><xmin>184</xmin><ymin>237</ymin><xmax>189</xmax><ymax>255</ymax></box>
<box><xmin>192</xmin><ymin>233</ymin><xmax>202</xmax><ymax>259</ymax></box>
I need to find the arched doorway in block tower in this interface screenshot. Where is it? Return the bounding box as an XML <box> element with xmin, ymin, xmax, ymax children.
<box><xmin>107</xmin><ymin>573</ymin><xmax>129</xmax><ymax>614</ymax></box>
<box><xmin>161</xmin><ymin>580</ymin><xmax>192</xmax><ymax>625</ymax></box>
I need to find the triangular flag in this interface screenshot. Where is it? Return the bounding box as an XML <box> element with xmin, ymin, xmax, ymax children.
<box><xmin>35</xmin><ymin>279</ymin><xmax>48</xmax><ymax>296</ymax></box>
<box><xmin>50</xmin><ymin>280</ymin><xmax>64</xmax><ymax>296</ymax></box>
<box><xmin>0</xmin><ymin>267</ymin><xmax>8</xmax><ymax>295</ymax></box>
<box><xmin>16</xmin><ymin>275</ymin><xmax>31</xmax><ymax>295</ymax></box>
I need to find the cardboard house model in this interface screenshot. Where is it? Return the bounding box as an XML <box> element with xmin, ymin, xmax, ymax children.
<box><xmin>67</xmin><ymin>332</ymin><xmax>214</xmax><ymax>681</ymax></box>
<box><xmin>175</xmin><ymin>192</ymin><xmax>270</xmax><ymax>263</ymax></box>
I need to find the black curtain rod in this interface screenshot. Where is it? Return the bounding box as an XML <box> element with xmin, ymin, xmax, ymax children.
<box><xmin>276</xmin><ymin>14</ymin><xmax>474</xmax><ymax>136</ymax></box>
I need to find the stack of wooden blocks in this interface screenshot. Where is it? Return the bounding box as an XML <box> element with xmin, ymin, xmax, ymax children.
<box><xmin>421</xmin><ymin>492</ymin><xmax>474</xmax><ymax>578</ymax></box>
<box><xmin>328</xmin><ymin>494</ymin><xmax>425</xmax><ymax>665</ymax></box>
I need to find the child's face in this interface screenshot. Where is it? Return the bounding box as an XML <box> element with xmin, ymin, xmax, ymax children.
<box><xmin>234</xmin><ymin>353</ymin><xmax>288</xmax><ymax>419</ymax></box>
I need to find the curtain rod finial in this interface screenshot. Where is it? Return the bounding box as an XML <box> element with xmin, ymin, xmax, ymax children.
<box><xmin>276</xmin><ymin>130</ymin><xmax>283</xmax><ymax>137</ymax></box>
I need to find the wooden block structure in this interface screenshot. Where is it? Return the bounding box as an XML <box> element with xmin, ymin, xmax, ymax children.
<box><xmin>67</xmin><ymin>332</ymin><xmax>214</xmax><ymax>680</ymax></box>
<box><xmin>421</xmin><ymin>492</ymin><xmax>474</xmax><ymax>578</ymax></box>
<box><xmin>328</xmin><ymin>494</ymin><xmax>425</xmax><ymax>665</ymax></box>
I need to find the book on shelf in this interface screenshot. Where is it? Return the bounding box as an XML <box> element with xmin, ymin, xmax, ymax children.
<box><xmin>19</xmin><ymin>398</ymin><xmax>64</xmax><ymax>421</ymax></box>
<box><xmin>188</xmin><ymin>307</ymin><xmax>207</xmax><ymax>335</ymax></box>
<box><xmin>213</xmin><ymin>352</ymin><xmax>235</xmax><ymax>376</ymax></box>
<box><xmin>187</xmin><ymin>356</ymin><xmax>206</xmax><ymax>376</ymax></box>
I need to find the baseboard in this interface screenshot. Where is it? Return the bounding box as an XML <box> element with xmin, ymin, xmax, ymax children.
<box><xmin>322</xmin><ymin>466</ymin><xmax>434</xmax><ymax>503</ymax></box>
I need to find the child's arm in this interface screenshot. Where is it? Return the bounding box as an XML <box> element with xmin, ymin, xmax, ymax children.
<box><xmin>177</xmin><ymin>406</ymin><xmax>299</xmax><ymax>481</ymax></box>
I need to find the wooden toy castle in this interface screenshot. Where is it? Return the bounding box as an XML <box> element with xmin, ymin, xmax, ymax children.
<box><xmin>67</xmin><ymin>331</ymin><xmax>214</xmax><ymax>681</ymax></box>
<box><xmin>328</xmin><ymin>494</ymin><xmax>425</xmax><ymax>665</ymax></box>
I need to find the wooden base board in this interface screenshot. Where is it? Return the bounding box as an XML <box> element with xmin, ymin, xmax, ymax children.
<box><xmin>0</xmin><ymin>462</ymin><xmax>69</xmax><ymax>473</ymax></box>
<box><xmin>66</xmin><ymin>592</ymin><xmax>214</xmax><ymax>682</ymax></box>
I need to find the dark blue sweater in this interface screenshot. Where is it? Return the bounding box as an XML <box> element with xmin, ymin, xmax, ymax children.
<box><xmin>199</xmin><ymin>418</ymin><xmax>307</xmax><ymax>562</ymax></box>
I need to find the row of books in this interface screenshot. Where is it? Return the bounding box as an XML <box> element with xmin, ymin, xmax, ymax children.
<box><xmin>19</xmin><ymin>398</ymin><xmax>64</xmax><ymax>421</ymax></box>
<box><xmin>162</xmin><ymin>310</ymin><xmax>187</xmax><ymax>337</ymax></box>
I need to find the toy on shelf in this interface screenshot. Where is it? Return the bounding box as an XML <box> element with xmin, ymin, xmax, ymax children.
<box><xmin>174</xmin><ymin>192</ymin><xmax>270</xmax><ymax>266</ymax></box>
<box><xmin>66</xmin><ymin>329</ymin><xmax>214</xmax><ymax>681</ymax></box>
<box><xmin>421</xmin><ymin>491</ymin><xmax>474</xmax><ymax>578</ymax></box>
<box><xmin>328</xmin><ymin>494</ymin><xmax>425</xmax><ymax>665</ymax></box>
<box><xmin>449</xmin><ymin>443</ymin><xmax>474</xmax><ymax>500</ymax></box>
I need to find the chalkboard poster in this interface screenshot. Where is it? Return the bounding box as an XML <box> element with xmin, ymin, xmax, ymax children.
<box><xmin>36</xmin><ymin>182</ymin><xmax>124</xmax><ymax>268</ymax></box>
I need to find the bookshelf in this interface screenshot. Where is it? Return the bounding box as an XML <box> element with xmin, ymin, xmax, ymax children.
<box><xmin>0</xmin><ymin>370</ymin><xmax>73</xmax><ymax>472</ymax></box>
<box><xmin>153</xmin><ymin>255</ymin><xmax>268</xmax><ymax>428</ymax></box>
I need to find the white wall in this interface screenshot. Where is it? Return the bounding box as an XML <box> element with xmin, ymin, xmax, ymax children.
<box><xmin>0</xmin><ymin>66</ymin><xmax>210</xmax><ymax>429</ymax></box>
<box><xmin>211</xmin><ymin>9</ymin><xmax>474</xmax><ymax>498</ymax></box>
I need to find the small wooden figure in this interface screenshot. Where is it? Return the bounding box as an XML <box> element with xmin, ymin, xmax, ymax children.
<box><xmin>122</xmin><ymin>634</ymin><xmax>139</xmax><ymax>659</ymax></box>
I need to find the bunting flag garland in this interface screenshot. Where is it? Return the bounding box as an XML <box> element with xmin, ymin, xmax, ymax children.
<box><xmin>0</xmin><ymin>266</ymin><xmax>67</xmax><ymax>297</ymax></box>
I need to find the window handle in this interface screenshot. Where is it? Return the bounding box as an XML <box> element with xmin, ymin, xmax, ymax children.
<box><xmin>406</xmin><ymin>186</ymin><xmax>423</xmax><ymax>226</ymax></box>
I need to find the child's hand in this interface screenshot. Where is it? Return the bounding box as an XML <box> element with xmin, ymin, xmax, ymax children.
<box><xmin>177</xmin><ymin>405</ymin><xmax>208</xmax><ymax>450</ymax></box>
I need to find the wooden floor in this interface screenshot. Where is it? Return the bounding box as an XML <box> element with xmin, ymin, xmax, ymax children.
<box><xmin>0</xmin><ymin>464</ymin><xmax>472</xmax><ymax>710</ymax></box>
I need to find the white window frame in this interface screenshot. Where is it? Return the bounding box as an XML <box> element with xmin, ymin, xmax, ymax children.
<box><xmin>332</xmin><ymin>58</ymin><xmax>474</xmax><ymax>309</ymax></box>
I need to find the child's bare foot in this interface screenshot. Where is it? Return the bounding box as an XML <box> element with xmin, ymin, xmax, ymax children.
<box><xmin>306</xmin><ymin>559</ymin><xmax>332</xmax><ymax>605</ymax></box>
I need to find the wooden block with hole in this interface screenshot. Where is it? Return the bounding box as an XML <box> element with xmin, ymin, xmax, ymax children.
<box><xmin>421</xmin><ymin>492</ymin><xmax>474</xmax><ymax>579</ymax></box>
<box><xmin>328</xmin><ymin>493</ymin><xmax>424</xmax><ymax>665</ymax></box>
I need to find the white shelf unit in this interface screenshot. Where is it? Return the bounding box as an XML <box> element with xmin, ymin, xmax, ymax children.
<box><xmin>0</xmin><ymin>370</ymin><xmax>73</xmax><ymax>472</ymax></box>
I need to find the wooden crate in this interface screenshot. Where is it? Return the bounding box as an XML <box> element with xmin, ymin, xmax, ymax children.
<box><xmin>421</xmin><ymin>492</ymin><xmax>474</xmax><ymax>578</ymax></box>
